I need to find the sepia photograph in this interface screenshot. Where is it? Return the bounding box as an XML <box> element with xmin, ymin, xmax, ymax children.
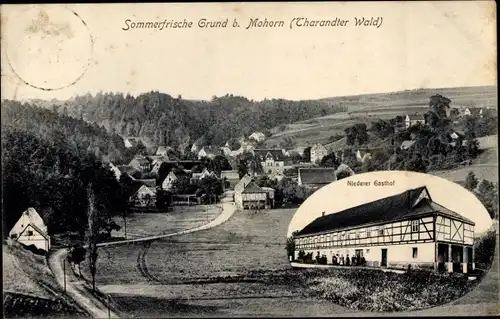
<box><xmin>1</xmin><ymin>1</ymin><xmax>498</xmax><ymax>318</ymax></box>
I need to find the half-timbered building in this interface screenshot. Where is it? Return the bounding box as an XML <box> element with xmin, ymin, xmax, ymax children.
<box><xmin>294</xmin><ymin>186</ymin><xmax>475</xmax><ymax>273</ymax></box>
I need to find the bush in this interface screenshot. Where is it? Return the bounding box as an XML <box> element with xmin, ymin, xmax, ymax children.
<box><xmin>307</xmin><ymin>267</ymin><xmax>476</xmax><ymax>312</ymax></box>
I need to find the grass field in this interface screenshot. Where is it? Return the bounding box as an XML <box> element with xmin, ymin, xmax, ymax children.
<box><xmin>113</xmin><ymin>205</ymin><xmax>222</xmax><ymax>238</ymax></box>
<box><xmin>430</xmin><ymin>134</ymin><xmax>498</xmax><ymax>183</ymax></box>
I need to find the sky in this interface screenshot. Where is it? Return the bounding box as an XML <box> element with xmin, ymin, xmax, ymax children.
<box><xmin>0</xmin><ymin>2</ymin><xmax>497</xmax><ymax>101</ymax></box>
<box><xmin>287</xmin><ymin>171</ymin><xmax>494</xmax><ymax>238</ymax></box>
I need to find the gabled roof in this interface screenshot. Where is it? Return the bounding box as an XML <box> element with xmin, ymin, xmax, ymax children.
<box><xmin>249</xmin><ymin>132</ymin><xmax>265</xmax><ymax>139</ymax></box>
<box><xmin>134</xmin><ymin>185</ymin><xmax>156</xmax><ymax>197</ymax></box>
<box><xmin>296</xmin><ymin>186</ymin><xmax>474</xmax><ymax>237</ymax></box>
<box><xmin>311</xmin><ymin>143</ymin><xmax>327</xmax><ymax>151</ymax></box>
<box><xmin>200</xmin><ymin>146</ymin><xmax>220</xmax><ymax>155</ymax></box>
<box><xmin>400</xmin><ymin>140</ymin><xmax>416</xmax><ymax>149</ymax></box>
<box><xmin>130</xmin><ymin>155</ymin><xmax>150</xmax><ymax>166</ymax></box>
<box><xmin>407</xmin><ymin>114</ymin><xmax>425</xmax><ymax>121</ymax></box>
<box><xmin>235</xmin><ymin>174</ymin><xmax>253</xmax><ymax>192</ymax></box>
<box><xmin>241</xmin><ymin>181</ymin><xmax>266</xmax><ymax>194</ymax></box>
<box><xmin>136</xmin><ymin>179</ymin><xmax>156</xmax><ymax>187</ymax></box>
<box><xmin>253</xmin><ymin>149</ymin><xmax>285</xmax><ymax>161</ymax></box>
<box><xmin>298</xmin><ymin>168</ymin><xmax>337</xmax><ymax>185</ymax></box>
<box><xmin>117</xmin><ymin>165</ymin><xmax>140</xmax><ymax>176</ymax></box>
<box><xmin>19</xmin><ymin>223</ymin><xmax>49</xmax><ymax>240</ymax></box>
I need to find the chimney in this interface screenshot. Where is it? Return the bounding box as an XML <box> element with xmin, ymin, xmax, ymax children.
<box><xmin>322</xmin><ymin>211</ymin><xmax>325</xmax><ymax>217</ymax></box>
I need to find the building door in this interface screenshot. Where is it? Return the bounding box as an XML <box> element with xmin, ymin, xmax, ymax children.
<box><xmin>381</xmin><ymin>248</ymin><xmax>388</xmax><ymax>267</ymax></box>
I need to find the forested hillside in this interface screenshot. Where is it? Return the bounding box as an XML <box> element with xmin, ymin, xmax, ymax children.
<box><xmin>1</xmin><ymin>101</ymin><xmax>126</xmax><ymax>237</ymax></box>
<box><xmin>44</xmin><ymin>92</ymin><xmax>347</xmax><ymax>148</ymax></box>
<box><xmin>2</xmin><ymin>100</ymin><xmax>138</xmax><ymax>164</ymax></box>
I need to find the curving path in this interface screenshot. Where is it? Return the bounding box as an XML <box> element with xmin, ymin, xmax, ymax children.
<box><xmin>49</xmin><ymin>192</ymin><xmax>237</xmax><ymax>318</ymax></box>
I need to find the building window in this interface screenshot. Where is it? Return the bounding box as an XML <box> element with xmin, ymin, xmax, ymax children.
<box><xmin>26</xmin><ymin>230</ymin><xmax>34</xmax><ymax>236</ymax></box>
<box><xmin>412</xmin><ymin>247</ymin><xmax>418</xmax><ymax>259</ymax></box>
<box><xmin>10</xmin><ymin>233</ymin><xmax>17</xmax><ymax>239</ymax></box>
<box><xmin>378</xmin><ymin>228</ymin><xmax>384</xmax><ymax>236</ymax></box>
<box><xmin>411</xmin><ymin>220</ymin><xmax>419</xmax><ymax>232</ymax></box>
<box><xmin>366</xmin><ymin>249</ymin><xmax>370</xmax><ymax>254</ymax></box>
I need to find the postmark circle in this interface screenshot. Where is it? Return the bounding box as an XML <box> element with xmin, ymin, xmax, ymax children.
<box><xmin>3</xmin><ymin>5</ymin><xmax>94</xmax><ymax>91</ymax></box>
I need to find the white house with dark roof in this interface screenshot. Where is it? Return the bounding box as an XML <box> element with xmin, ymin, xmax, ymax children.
<box><xmin>253</xmin><ymin>149</ymin><xmax>286</xmax><ymax>176</ymax></box>
<box><xmin>310</xmin><ymin>143</ymin><xmax>328</xmax><ymax>164</ymax></box>
<box><xmin>198</xmin><ymin>146</ymin><xmax>220</xmax><ymax>159</ymax></box>
<box><xmin>234</xmin><ymin>179</ymin><xmax>275</xmax><ymax>210</ymax></box>
<box><xmin>129</xmin><ymin>185</ymin><xmax>157</xmax><ymax>207</ymax></box>
<box><xmin>249</xmin><ymin>132</ymin><xmax>266</xmax><ymax>143</ymax></box>
<box><xmin>293</xmin><ymin>186</ymin><xmax>475</xmax><ymax>273</ymax></box>
<box><xmin>9</xmin><ymin>208</ymin><xmax>51</xmax><ymax>252</ymax></box>
<box><xmin>298</xmin><ymin>168</ymin><xmax>337</xmax><ymax>189</ymax></box>
<box><xmin>161</xmin><ymin>171</ymin><xmax>178</xmax><ymax>191</ymax></box>
<box><xmin>405</xmin><ymin>114</ymin><xmax>426</xmax><ymax>128</ymax></box>
<box><xmin>129</xmin><ymin>155</ymin><xmax>151</xmax><ymax>172</ymax></box>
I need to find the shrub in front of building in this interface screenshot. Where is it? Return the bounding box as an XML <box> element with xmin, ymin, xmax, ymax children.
<box><xmin>308</xmin><ymin>268</ymin><xmax>479</xmax><ymax>312</ymax></box>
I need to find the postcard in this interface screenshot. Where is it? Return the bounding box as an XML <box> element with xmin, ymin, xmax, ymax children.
<box><xmin>1</xmin><ymin>2</ymin><xmax>498</xmax><ymax>318</ymax></box>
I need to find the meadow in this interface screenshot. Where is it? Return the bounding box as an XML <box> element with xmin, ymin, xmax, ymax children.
<box><xmin>78</xmin><ymin>205</ymin><xmax>497</xmax><ymax>317</ymax></box>
<box><xmin>266</xmin><ymin>86</ymin><xmax>497</xmax><ymax>148</ymax></box>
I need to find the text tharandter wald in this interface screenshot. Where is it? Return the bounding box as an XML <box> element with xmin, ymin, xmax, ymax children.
<box><xmin>122</xmin><ymin>16</ymin><xmax>384</xmax><ymax>31</ymax></box>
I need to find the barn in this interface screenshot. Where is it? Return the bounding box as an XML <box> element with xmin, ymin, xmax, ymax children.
<box><xmin>293</xmin><ymin>186</ymin><xmax>475</xmax><ymax>273</ymax></box>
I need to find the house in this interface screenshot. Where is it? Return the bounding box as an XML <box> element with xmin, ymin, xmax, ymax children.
<box><xmin>293</xmin><ymin>186</ymin><xmax>475</xmax><ymax>273</ymax></box>
<box><xmin>220</xmin><ymin>146</ymin><xmax>232</xmax><ymax>156</ymax></box>
<box><xmin>161</xmin><ymin>171</ymin><xmax>178</xmax><ymax>191</ymax></box>
<box><xmin>155</xmin><ymin>146</ymin><xmax>171</xmax><ymax>156</ymax></box>
<box><xmin>356</xmin><ymin>149</ymin><xmax>372</xmax><ymax>163</ymax></box>
<box><xmin>450</xmin><ymin>132</ymin><xmax>464</xmax><ymax>140</ymax></box>
<box><xmin>192</xmin><ymin>168</ymin><xmax>214</xmax><ymax>181</ymax></box>
<box><xmin>253</xmin><ymin>149</ymin><xmax>286</xmax><ymax>176</ymax></box>
<box><xmin>150</xmin><ymin>157</ymin><xmax>166</xmax><ymax>175</ymax></box>
<box><xmin>198</xmin><ymin>146</ymin><xmax>220</xmax><ymax>159</ymax></box>
<box><xmin>249</xmin><ymin>132</ymin><xmax>266</xmax><ymax>143</ymax></box>
<box><xmin>310</xmin><ymin>143</ymin><xmax>328</xmax><ymax>164</ymax></box>
<box><xmin>405</xmin><ymin>114</ymin><xmax>426</xmax><ymax>128</ymax></box>
<box><xmin>123</xmin><ymin>137</ymin><xmax>145</xmax><ymax>149</ymax></box>
<box><xmin>234</xmin><ymin>174</ymin><xmax>254</xmax><ymax>205</ymax></box>
<box><xmin>9</xmin><ymin>207</ymin><xmax>51</xmax><ymax>252</ymax></box>
<box><xmin>297</xmin><ymin>168</ymin><xmax>337</xmax><ymax>189</ymax></box>
<box><xmin>235</xmin><ymin>181</ymin><xmax>275</xmax><ymax>210</ymax></box>
<box><xmin>129</xmin><ymin>185</ymin><xmax>157</xmax><ymax>207</ymax></box>
<box><xmin>129</xmin><ymin>155</ymin><xmax>151</xmax><ymax>172</ymax></box>
<box><xmin>400</xmin><ymin>140</ymin><xmax>416</xmax><ymax>150</ymax></box>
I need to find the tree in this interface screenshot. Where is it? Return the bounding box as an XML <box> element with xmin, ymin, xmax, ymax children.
<box><xmin>404</xmin><ymin>152</ymin><xmax>428</xmax><ymax>173</ymax></box>
<box><xmin>345</xmin><ymin>123</ymin><xmax>368</xmax><ymax>146</ymax></box>
<box><xmin>429</xmin><ymin>94</ymin><xmax>451</xmax><ymax>118</ymax></box>
<box><xmin>476</xmin><ymin>179</ymin><xmax>499</xmax><ymax>219</ymax></box>
<box><xmin>465</xmin><ymin>138</ymin><xmax>480</xmax><ymax>158</ymax></box>
<box><xmin>68</xmin><ymin>245</ymin><xmax>86</xmax><ymax>277</ymax></box>
<box><xmin>286</xmin><ymin>230</ymin><xmax>299</xmax><ymax>260</ymax></box>
<box><xmin>319</xmin><ymin>152</ymin><xmax>339</xmax><ymax>168</ymax></box>
<box><xmin>237</xmin><ymin>157</ymin><xmax>248</xmax><ymax>178</ymax></box>
<box><xmin>85</xmin><ymin>184</ymin><xmax>98</xmax><ymax>292</ymax></box>
<box><xmin>209</xmin><ymin>155</ymin><xmax>231</xmax><ymax>175</ymax></box>
<box><xmin>464</xmin><ymin>171</ymin><xmax>478</xmax><ymax>191</ymax></box>
<box><xmin>301</xmin><ymin>147</ymin><xmax>311</xmax><ymax>162</ymax></box>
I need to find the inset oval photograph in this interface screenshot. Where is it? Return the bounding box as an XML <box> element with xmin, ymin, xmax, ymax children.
<box><xmin>287</xmin><ymin>170</ymin><xmax>496</xmax><ymax>313</ymax></box>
